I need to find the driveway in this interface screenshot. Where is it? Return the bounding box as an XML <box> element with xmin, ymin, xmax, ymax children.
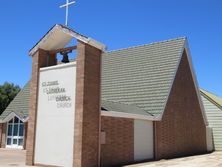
<box><xmin>0</xmin><ymin>149</ymin><xmax>222</xmax><ymax>167</ymax></box>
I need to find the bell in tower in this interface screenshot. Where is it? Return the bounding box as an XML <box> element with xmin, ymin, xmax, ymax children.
<box><xmin>60</xmin><ymin>50</ymin><xmax>72</xmax><ymax>63</ymax></box>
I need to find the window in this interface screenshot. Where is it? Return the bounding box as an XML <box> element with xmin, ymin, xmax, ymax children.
<box><xmin>6</xmin><ymin>116</ymin><xmax>24</xmax><ymax>149</ymax></box>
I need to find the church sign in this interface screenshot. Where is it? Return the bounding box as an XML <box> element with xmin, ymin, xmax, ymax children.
<box><xmin>34</xmin><ymin>63</ymin><xmax>76</xmax><ymax>167</ymax></box>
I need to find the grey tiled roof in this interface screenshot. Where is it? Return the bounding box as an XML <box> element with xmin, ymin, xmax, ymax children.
<box><xmin>0</xmin><ymin>82</ymin><xmax>30</xmax><ymax>120</ymax></box>
<box><xmin>0</xmin><ymin>37</ymin><xmax>186</xmax><ymax>120</ymax></box>
<box><xmin>102</xmin><ymin>37</ymin><xmax>186</xmax><ymax>116</ymax></box>
<box><xmin>101</xmin><ymin>100</ymin><xmax>153</xmax><ymax>116</ymax></box>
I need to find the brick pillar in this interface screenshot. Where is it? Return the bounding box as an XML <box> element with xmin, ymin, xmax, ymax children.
<box><xmin>0</xmin><ymin>123</ymin><xmax>2</xmax><ymax>147</ymax></box>
<box><xmin>73</xmin><ymin>41</ymin><xmax>102</xmax><ymax>167</ymax></box>
<box><xmin>26</xmin><ymin>49</ymin><xmax>56</xmax><ymax>165</ymax></box>
<box><xmin>0</xmin><ymin>123</ymin><xmax>7</xmax><ymax>148</ymax></box>
<box><xmin>23</xmin><ymin>122</ymin><xmax>28</xmax><ymax>150</ymax></box>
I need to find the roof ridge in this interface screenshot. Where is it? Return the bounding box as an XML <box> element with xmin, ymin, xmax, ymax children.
<box><xmin>200</xmin><ymin>88</ymin><xmax>222</xmax><ymax>99</ymax></box>
<box><xmin>200</xmin><ymin>89</ymin><xmax>222</xmax><ymax>110</ymax></box>
<box><xmin>106</xmin><ymin>36</ymin><xmax>187</xmax><ymax>54</ymax></box>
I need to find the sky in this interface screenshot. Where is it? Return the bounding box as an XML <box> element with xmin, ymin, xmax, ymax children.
<box><xmin>0</xmin><ymin>0</ymin><xmax>221</xmax><ymax>97</ymax></box>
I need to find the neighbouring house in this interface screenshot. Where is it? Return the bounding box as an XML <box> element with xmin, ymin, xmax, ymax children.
<box><xmin>0</xmin><ymin>25</ymin><xmax>210</xmax><ymax>167</ymax></box>
<box><xmin>200</xmin><ymin>89</ymin><xmax>222</xmax><ymax>151</ymax></box>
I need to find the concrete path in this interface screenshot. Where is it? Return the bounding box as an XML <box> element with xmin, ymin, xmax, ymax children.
<box><xmin>0</xmin><ymin>148</ymin><xmax>29</xmax><ymax>167</ymax></box>
<box><xmin>124</xmin><ymin>152</ymin><xmax>222</xmax><ymax>167</ymax></box>
<box><xmin>0</xmin><ymin>148</ymin><xmax>222</xmax><ymax>167</ymax></box>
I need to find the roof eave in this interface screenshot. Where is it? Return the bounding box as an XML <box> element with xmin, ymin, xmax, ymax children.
<box><xmin>0</xmin><ymin>112</ymin><xmax>28</xmax><ymax>123</ymax></box>
<box><xmin>101</xmin><ymin>110</ymin><xmax>160</xmax><ymax>121</ymax></box>
<box><xmin>29</xmin><ymin>24</ymin><xmax>106</xmax><ymax>56</ymax></box>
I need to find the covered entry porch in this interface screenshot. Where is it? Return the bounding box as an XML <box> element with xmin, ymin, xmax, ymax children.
<box><xmin>0</xmin><ymin>113</ymin><xmax>28</xmax><ymax>150</ymax></box>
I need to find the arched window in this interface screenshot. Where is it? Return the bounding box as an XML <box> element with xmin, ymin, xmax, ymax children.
<box><xmin>6</xmin><ymin>116</ymin><xmax>24</xmax><ymax>149</ymax></box>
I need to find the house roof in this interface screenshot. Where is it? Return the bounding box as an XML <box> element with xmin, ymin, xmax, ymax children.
<box><xmin>200</xmin><ymin>89</ymin><xmax>222</xmax><ymax>110</ymax></box>
<box><xmin>0</xmin><ymin>37</ymin><xmax>187</xmax><ymax>121</ymax></box>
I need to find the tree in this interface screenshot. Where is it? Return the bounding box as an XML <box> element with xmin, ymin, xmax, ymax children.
<box><xmin>0</xmin><ymin>82</ymin><xmax>21</xmax><ymax>115</ymax></box>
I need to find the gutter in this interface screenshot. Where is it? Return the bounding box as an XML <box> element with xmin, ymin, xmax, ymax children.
<box><xmin>101</xmin><ymin>110</ymin><xmax>160</xmax><ymax>121</ymax></box>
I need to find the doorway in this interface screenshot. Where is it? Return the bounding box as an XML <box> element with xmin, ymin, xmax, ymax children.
<box><xmin>6</xmin><ymin>117</ymin><xmax>24</xmax><ymax>149</ymax></box>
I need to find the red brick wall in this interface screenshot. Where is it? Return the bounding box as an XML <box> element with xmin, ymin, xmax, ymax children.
<box><xmin>154</xmin><ymin>50</ymin><xmax>207</xmax><ymax>159</ymax></box>
<box><xmin>101</xmin><ymin>116</ymin><xmax>134</xmax><ymax>167</ymax></box>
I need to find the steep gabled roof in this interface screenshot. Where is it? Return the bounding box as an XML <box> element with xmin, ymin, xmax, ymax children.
<box><xmin>102</xmin><ymin>37</ymin><xmax>186</xmax><ymax>116</ymax></box>
<box><xmin>0</xmin><ymin>37</ymin><xmax>186</xmax><ymax>121</ymax></box>
<box><xmin>0</xmin><ymin>82</ymin><xmax>30</xmax><ymax>121</ymax></box>
<box><xmin>200</xmin><ymin>89</ymin><xmax>222</xmax><ymax>110</ymax></box>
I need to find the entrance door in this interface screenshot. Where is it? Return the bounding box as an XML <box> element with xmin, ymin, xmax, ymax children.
<box><xmin>6</xmin><ymin>117</ymin><xmax>24</xmax><ymax>149</ymax></box>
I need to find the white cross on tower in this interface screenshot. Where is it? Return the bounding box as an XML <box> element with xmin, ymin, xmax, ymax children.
<box><xmin>60</xmin><ymin>0</ymin><xmax>76</xmax><ymax>26</ymax></box>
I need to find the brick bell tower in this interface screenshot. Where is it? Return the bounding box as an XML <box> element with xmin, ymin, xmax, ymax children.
<box><xmin>26</xmin><ymin>24</ymin><xmax>106</xmax><ymax>167</ymax></box>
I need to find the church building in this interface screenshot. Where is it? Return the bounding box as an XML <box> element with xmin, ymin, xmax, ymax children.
<box><xmin>0</xmin><ymin>24</ymin><xmax>211</xmax><ymax>167</ymax></box>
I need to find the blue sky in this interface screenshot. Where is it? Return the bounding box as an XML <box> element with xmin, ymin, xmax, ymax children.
<box><xmin>0</xmin><ymin>0</ymin><xmax>221</xmax><ymax>96</ymax></box>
